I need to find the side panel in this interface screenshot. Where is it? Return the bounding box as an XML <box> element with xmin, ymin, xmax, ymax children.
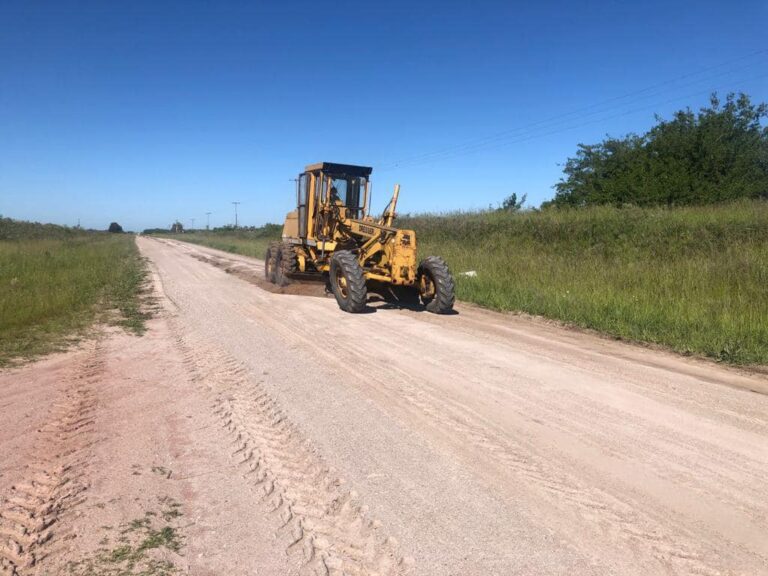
<box><xmin>282</xmin><ymin>211</ymin><xmax>299</xmax><ymax>239</ymax></box>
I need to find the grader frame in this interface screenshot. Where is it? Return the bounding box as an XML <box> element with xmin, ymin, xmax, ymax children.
<box><xmin>266</xmin><ymin>162</ymin><xmax>455</xmax><ymax>314</ymax></box>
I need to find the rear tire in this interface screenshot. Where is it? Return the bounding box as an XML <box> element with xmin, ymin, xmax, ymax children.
<box><xmin>275</xmin><ymin>243</ymin><xmax>298</xmax><ymax>286</ymax></box>
<box><xmin>329</xmin><ymin>251</ymin><xmax>367</xmax><ymax>313</ymax></box>
<box><xmin>265</xmin><ymin>242</ymin><xmax>279</xmax><ymax>284</ymax></box>
<box><xmin>418</xmin><ymin>256</ymin><xmax>455</xmax><ymax>314</ymax></box>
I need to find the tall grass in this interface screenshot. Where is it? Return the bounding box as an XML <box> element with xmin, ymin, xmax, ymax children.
<box><xmin>0</xmin><ymin>220</ymin><xmax>148</xmax><ymax>366</ymax></box>
<box><xmin>164</xmin><ymin>201</ymin><xmax>768</xmax><ymax>365</ymax></box>
<box><xmin>403</xmin><ymin>200</ymin><xmax>768</xmax><ymax>365</ymax></box>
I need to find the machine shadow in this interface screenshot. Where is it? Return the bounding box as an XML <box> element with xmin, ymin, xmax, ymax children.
<box><xmin>366</xmin><ymin>293</ymin><xmax>460</xmax><ymax>315</ymax></box>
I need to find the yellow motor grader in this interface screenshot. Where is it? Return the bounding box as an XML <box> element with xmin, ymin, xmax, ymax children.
<box><xmin>266</xmin><ymin>162</ymin><xmax>455</xmax><ymax>314</ymax></box>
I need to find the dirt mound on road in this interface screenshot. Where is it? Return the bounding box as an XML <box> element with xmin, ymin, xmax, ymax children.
<box><xmin>190</xmin><ymin>252</ymin><xmax>330</xmax><ymax>298</ymax></box>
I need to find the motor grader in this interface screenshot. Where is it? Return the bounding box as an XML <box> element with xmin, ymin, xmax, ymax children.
<box><xmin>265</xmin><ymin>162</ymin><xmax>455</xmax><ymax>314</ymax></box>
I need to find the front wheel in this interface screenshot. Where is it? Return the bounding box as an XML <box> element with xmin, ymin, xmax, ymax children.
<box><xmin>418</xmin><ymin>256</ymin><xmax>455</xmax><ymax>314</ymax></box>
<box><xmin>329</xmin><ymin>251</ymin><xmax>367</xmax><ymax>313</ymax></box>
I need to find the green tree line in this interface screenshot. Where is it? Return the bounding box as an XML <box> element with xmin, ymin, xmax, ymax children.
<box><xmin>549</xmin><ymin>93</ymin><xmax>768</xmax><ymax>207</ymax></box>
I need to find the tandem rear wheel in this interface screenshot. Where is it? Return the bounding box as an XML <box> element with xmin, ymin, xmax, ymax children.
<box><xmin>265</xmin><ymin>242</ymin><xmax>298</xmax><ymax>286</ymax></box>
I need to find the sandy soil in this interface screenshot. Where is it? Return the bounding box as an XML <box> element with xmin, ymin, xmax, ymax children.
<box><xmin>1</xmin><ymin>236</ymin><xmax>767</xmax><ymax>576</ymax></box>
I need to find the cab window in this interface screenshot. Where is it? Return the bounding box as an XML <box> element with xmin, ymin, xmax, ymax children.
<box><xmin>329</xmin><ymin>175</ymin><xmax>366</xmax><ymax>211</ymax></box>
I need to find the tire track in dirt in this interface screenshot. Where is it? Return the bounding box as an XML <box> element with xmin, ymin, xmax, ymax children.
<box><xmin>240</xmin><ymin>304</ymin><xmax>738</xmax><ymax>576</ymax></box>
<box><xmin>170</xmin><ymin>326</ymin><xmax>411</xmax><ymax>576</ymax></box>
<box><xmin>0</xmin><ymin>345</ymin><xmax>100</xmax><ymax>576</ymax></box>
<box><xmin>361</xmin><ymin>360</ymin><xmax>740</xmax><ymax>574</ymax></box>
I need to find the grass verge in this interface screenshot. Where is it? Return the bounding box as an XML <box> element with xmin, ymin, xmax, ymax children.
<box><xmin>403</xmin><ymin>200</ymin><xmax>768</xmax><ymax>365</ymax></box>
<box><xmin>1</xmin><ymin>219</ymin><xmax>150</xmax><ymax>366</ymax></box>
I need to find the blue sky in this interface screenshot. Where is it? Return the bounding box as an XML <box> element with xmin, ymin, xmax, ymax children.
<box><xmin>1</xmin><ymin>1</ymin><xmax>766</xmax><ymax>231</ymax></box>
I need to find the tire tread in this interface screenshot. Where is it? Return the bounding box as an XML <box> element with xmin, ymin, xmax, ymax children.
<box><xmin>418</xmin><ymin>256</ymin><xmax>455</xmax><ymax>314</ymax></box>
<box><xmin>330</xmin><ymin>250</ymin><xmax>367</xmax><ymax>313</ymax></box>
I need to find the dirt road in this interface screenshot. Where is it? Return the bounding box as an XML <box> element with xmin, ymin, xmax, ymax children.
<box><xmin>2</xmin><ymin>236</ymin><xmax>767</xmax><ymax>576</ymax></box>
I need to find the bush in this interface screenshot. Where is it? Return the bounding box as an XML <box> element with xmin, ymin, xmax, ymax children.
<box><xmin>552</xmin><ymin>93</ymin><xmax>768</xmax><ymax>207</ymax></box>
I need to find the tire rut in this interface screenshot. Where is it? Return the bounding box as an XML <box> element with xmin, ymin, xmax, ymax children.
<box><xmin>243</xmin><ymin>306</ymin><xmax>736</xmax><ymax>576</ymax></box>
<box><xmin>171</xmin><ymin>327</ymin><xmax>411</xmax><ymax>576</ymax></box>
<box><xmin>341</xmin><ymin>355</ymin><xmax>735</xmax><ymax>576</ymax></box>
<box><xmin>0</xmin><ymin>346</ymin><xmax>100</xmax><ymax>576</ymax></box>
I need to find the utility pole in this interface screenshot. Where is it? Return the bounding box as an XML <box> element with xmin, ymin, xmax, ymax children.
<box><xmin>191</xmin><ymin>217</ymin><xmax>195</xmax><ymax>231</ymax></box>
<box><xmin>205</xmin><ymin>212</ymin><xmax>212</xmax><ymax>230</ymax></box>
<box><xmin>232</xmin><ymin>201</ymin><xmax>241</xmax><ymax>228</ymax></box>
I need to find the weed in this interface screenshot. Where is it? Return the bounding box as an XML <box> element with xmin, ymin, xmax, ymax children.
<box><xmin>65</xmin><ymin>499</ymin><xmax>184</xmax><ymax>576</ymax></box>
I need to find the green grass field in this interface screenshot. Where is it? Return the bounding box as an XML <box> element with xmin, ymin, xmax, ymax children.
<box><xmin>161</xmin><ymin>200</ymin><xmax>768</xmax><ymax>366</ymax></box>
<box><xmin>0</xmin><ymin>219</ymin><xmax>148</xmax><ymax>366</ymax></box>
<box><xmin>404</xmin><ymin>201</ymin><xmax>768</xmax><ymax>365</ymax></box>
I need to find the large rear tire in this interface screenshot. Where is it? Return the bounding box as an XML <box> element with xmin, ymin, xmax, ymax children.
<box><xmin>418</xmin><ymin>256</ymin><xmax>455</xmax><ymax>314</ymax></box>
<box><xmin>329</xmin><ymin>251</ymin><xmax>367</xmax><ymax>313</ymax></box>
<box><xmin>275</xmin><ymin>243</ymin><xmax>298</xmax><ymax>286</ymax></box>
<box><xmin>265</xmin><ymin>242</ymin><xmax>279</xmax><ymax>284</ymax></box>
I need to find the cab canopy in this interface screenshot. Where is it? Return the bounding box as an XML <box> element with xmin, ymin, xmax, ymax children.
<box><xmin>295</xmin><ymin>163</ymin><xmax>372</xmax><ymax>233</ymax></box>
<box><xmin>304</xmin><ymin>162</ymin><xmax>372</xmax><ymax>178</ymax></box>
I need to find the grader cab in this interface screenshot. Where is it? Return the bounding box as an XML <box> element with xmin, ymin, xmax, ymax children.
<box><xmin>266</xmin><ymin>162</ymin><xmax>455</xmax><ymax>314</ymax></box>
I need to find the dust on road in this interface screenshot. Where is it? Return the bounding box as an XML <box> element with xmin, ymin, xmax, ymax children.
<box><xmin>1</xmin><ymin>236</ymin><xmax>767</xmax><ymax>575</ymax></box>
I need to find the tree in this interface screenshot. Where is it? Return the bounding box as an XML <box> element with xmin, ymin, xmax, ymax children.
<box><xmin>170</xmin><ymin>221</ymin><xmax>184</xmax><ymax>233</ymax></box>
<box><xmin>551</xmin><ymin>93</ymin><xmax>768</xmax><ymax>207</ymax></box>
<box><xmin>500</xmin><ymin>193</ymin><xmax>527</xmax><ymax>212</ymax></box>
<box><xmin>108</xmin><ymin>222</ymin><xmax>123</xmax><ymax>233</ymax></box>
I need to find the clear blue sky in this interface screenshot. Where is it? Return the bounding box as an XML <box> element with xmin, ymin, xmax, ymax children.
<box><xmin>1</xmin><ymin>1</ymin><xmax>766</xmax><ymax>231</ymax></box>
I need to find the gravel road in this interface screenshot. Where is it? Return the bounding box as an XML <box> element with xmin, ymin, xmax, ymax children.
<box><xmin>2</xmin><ymin>236</ymin><xmax>766</xmax><ymax>576</ymax></box>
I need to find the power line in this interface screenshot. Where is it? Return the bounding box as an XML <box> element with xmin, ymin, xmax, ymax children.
<box><xmin>378</xmin><ymin>48</ymin><xmax>768</xmax><ymax>171</ymax></box>
<box><xmin>386</xmin><ymin>59</ymin><xmax>765</xmax><ymax>169</ymax></box>
<box><xmin>379</xmin><ymin>49</ymin><xmax>767</xmax><ymax>169</ymax></box>
<box><xmin>380</xmin><ymin>70</ymin><xmax>768</xmax><ymax>171</ymax></box>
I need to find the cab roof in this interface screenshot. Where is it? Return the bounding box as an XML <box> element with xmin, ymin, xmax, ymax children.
<box><xmin>304</xmin><ymin>162</ymin><xmax>373</xmax><ymax>177</ymax></box>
